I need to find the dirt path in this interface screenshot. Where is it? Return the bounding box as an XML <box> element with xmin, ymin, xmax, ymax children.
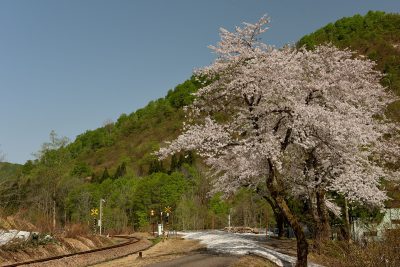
<box><xmin>91</xmin><ymin>237</ymin><xmax>205</xmax><ymax>267</ymax></box>
<box><xmin>262</xmin><ymin>238</ymin><xmax>297</xmax><ymax>257</ymax></box>
<box><xmin>147</xmin><ymin>254</ymin><xmax>278</xmax><ymax>267</ymax></box>
<box><xmin>92</xmin><ymin>236</ymin><xmax>278</xmax><ymax>267</ymax></box>
<box><xmin>146</xmin><ymin>253</ymin><xmax>238</xmax><ymax>267</ymax></box>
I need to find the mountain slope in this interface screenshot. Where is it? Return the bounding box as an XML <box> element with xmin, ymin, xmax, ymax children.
<box><xmin>19</xmin><ymin>77</ymin><xmax>203</xmax><ymax>181</ymax></box>
<box><xmin>69</xmin><ymin>11</ymin><xmax>400</xmax><ymax>179</ymax></box>
<box><xmin>297</xmin><ymin>11</ymin><xmax>400</xmax><ymax>120</ymax></box>
<box><xmin>0</xmin><ymin>162</ymin><xmax>21</xmax><ymax>181</ymax></box>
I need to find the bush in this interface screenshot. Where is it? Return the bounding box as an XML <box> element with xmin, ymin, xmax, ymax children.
<box><xmin>313</xmin><ymin>228</ymin><xmax>400</xmax><ymax>267</ymax></box>
<box><xmin>63</xmin><ymin>223</ymin><xmax>90</xmax><ymax>238</ymax></box>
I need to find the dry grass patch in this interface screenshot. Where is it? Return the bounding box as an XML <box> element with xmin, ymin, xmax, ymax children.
<box><xmin>310</xmin><ymin>229</ymin><xmax>400</xmax><ymax>267</ymax></box>
<box><xmin>232</xmin><ymin>255</ymin><xmax>278</xmax><ymax>267</ymax></box>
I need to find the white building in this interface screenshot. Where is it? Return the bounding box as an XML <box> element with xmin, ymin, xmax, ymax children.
<box><xmin>352</xmin><ymin>208</ymin><xmax>400</xmax><ymax>241</ymax></box>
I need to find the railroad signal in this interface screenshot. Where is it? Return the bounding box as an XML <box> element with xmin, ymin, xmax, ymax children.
<box><xmin>164</xmin><ymin>206</ymin><xmax>172</xmax><ymax>213</ymax></box>
<box><xmin>91</xmin><ymin>207</ymin><xmax>98</xmax><ymax>234</ymax></box>
<box><xmin>91</xmin><ymin>208</ymin><xmax>99</xmax><ymax>217</ymax></box>
<box><xmin>150</xmin><ymin>209</ymin><xmax>155</xmax><ymax>216</ymax></box>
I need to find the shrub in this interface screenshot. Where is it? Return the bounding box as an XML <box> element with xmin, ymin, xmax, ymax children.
<box><xmin>313</xmin><ymin>228</ymin><xmax>400</xmax><ymax>267</ymax></box>
<box><xmin>63</xmin><ymin>223</ymin><xmax>90</xmax><ymax>238</ymax></box>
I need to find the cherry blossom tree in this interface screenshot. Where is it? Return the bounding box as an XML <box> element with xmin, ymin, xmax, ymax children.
<box><xmin>158</xmin><ymin>16</ymin><xmax>399</xmax><ymax>267</ymax></box>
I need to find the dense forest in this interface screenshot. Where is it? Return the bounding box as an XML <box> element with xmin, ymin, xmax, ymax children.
<box><xmin>0</xmin><ymin>11</ymin><xmax>399</xmax><ymax>238</ymax></box>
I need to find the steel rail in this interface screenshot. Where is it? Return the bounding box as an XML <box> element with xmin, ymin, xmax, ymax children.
<box><xmin>1</xmin><ymin>235</ymin><xmax>139</xmax><ymax>267</ymax></box>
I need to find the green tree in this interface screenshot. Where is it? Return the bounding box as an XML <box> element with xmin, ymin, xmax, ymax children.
<box><xmin>208</xmin><ymin>193</ymin><xmax>229</xmax><ymax>229</ymax></box>
<box><xmin>113</xmin><ymin>162</ymin><xmax>127</xmax><ymax>179</ymax></box>
<box><xmin>24</xmin><ymin>131</ymin><xmax>72</xmax><ymax>230</ymax></box>
<box><xmin>100</xmin><ymin>167</ymin><xmax>110</xmax><ymax>182</ymax></box>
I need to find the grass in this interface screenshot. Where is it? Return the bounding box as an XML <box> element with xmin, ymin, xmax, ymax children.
<box><xmin>150</xmin><ymin>236</ymin><xmax>162</xmax><ymax>245</ymax></box>
<box><xmin>310</xmin><ymin>228</ymin><xmax>400</xmax><ymax>267</ymax></box>
<box><xmin>233</xmin><ymin>255</ymin><xmax>278</xmax><ymax>267</ymax></box>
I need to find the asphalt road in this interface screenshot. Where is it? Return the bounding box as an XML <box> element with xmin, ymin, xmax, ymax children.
<box><xmin>146</xmin><ymin>253</ymin><xmax>239</xmax><ymax>267</ymax></box>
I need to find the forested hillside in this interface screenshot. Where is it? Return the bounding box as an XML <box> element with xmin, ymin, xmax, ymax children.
<box><xmin>0</xmin><ymin>162</ymin><xmax>21</xmax><ymax>180</ymax></box>
<box><xmin>1</xmin><ymin>77</ymin><xmax>272</xmax><ymax>232</ymax></box>
<box><xmin>66</xmin><ymin>76</ymin><xmax>201</xmax><ymax>177</ymax></box>
<box><xmin>298</xmin><ymin>11</ymin><xmax>400</xmax><ymax>120</ymax></box>
<box><xmin>0</xmin><ymin>162</ymin><xmax>22</xmax><ymax>217</ymax></box>
<box><xmin>0</xmin><ymin>11</ymin><xmax>399</xmax><ymax>235</ymax></box>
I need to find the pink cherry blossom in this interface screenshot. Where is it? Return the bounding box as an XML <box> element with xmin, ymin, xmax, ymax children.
<box><xmin>158</xmin><ymin>16</ymin><xmax>399</xmax><ymax>211</ymax></box>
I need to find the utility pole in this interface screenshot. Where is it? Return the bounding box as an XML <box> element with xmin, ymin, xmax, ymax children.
<box><xmin>99</xmin><ymin>198</ymin><xmax>105</xmax><ymax>235</ymax></box>
<box><xmin>150</xmin><ymin>209</ymin><xmax>155</xmax><ymax>236</ymax></box>
<box><xmin>53</xmin><ymin>200</ymin><xmax>56</xmax><ymax>231</ymax></box>
<box><xmin>228</xmin><ymin>208</ymin><xmax>232</xmax><ymax>229</ymax></box>
<box><xmin>266</xmin><ymin>211</ymin><xmax>269</xmax><ymax>239</ymax></box>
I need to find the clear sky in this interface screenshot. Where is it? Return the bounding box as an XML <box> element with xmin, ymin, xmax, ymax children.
<box><xmin>0</xmin><ymin>0</ymin><xmax>399</xmax><ymax>164</ymax></box>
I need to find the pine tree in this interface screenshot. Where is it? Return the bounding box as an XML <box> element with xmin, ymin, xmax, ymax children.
<box><xmin>114</xmin><ymin>162</ymin><xmax>127</xmax><ymax>179</ymax></box>
<box><xmin>99</xmin><ymin>167</ymin><xmax>110</xmax><ymax>183</ymax></box>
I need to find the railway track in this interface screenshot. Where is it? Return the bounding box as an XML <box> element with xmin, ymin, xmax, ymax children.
<box><xmin>1</xmin><ymin>235</ymin><xmax>140</xmax><ymax>267</ymax></box>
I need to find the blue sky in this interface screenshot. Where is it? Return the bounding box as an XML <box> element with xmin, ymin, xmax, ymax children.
<box><xmin>0</xmin><ymin>0</ymin><xmax>399</xmax><ymax>164</ymax></box>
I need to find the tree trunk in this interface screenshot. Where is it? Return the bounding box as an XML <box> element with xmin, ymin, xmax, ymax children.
<box><xmin>275</xmin><ymin>195</ymin><xmax>308</xmax><ymax>267</ymax></box>
<box><xmin>316</xmin><ymin>190</ymin><xmax>331</xmax><ymax>241</ymax></box>
<box><xmin>266</xmin><ymin>158</ymin><xmax>308</xmax><ymax>267</ymax></box>
<box><xmin>309</xmin><ymin>193</ymin><xmax>320</xmax><ymax>238</ymax></box>
<box><xmin>341</xmin><ymin>198</ymin><xmax>351</xmax><ymax>242</ymax></box>
<box><xmin>262</xmin><ymin>195</ymin><xmax>285</xmax><ymax>238</ymax></box>
<box><xmin>311</xmin><ymin>190</ymin><xmax>331</xmax><ymax>250</ymax></box>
